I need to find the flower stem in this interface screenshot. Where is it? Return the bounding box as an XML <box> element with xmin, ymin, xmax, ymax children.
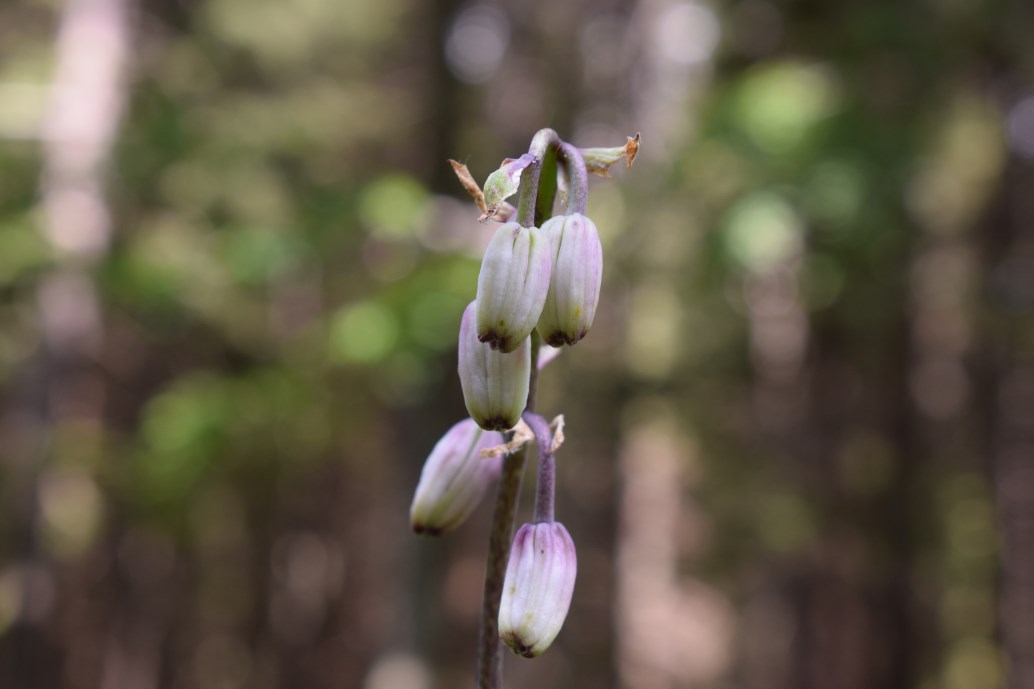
<box><xmin>523</xmin><ymin>411</ymin><xmax>555</xmax><ymax>524</ymax></box>
<box><xmin>558</xmin><ymin>142</ymin><xmax>589</xmax><ymax>216</ymax></box>
<box><xmin>476</xmin><ymin>128</ymin><xmax>568</xmax><ymax>688</ymax></box>
<box><xmin>476</xmin><ymin>330</ymin><xmax>541</xmax><ymax>689</ymax></box>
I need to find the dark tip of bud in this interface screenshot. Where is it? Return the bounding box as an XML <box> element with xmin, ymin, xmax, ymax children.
<box><xmin>543</xmin><ymin>329</ymin><xmax>588</xmax><ymax>348</ymax></box>
<box><xmin>478</xmin><ymin>329</ymin><xmax>517</xmax><ymax>353</ymax></box>
<box><xmin>501</xmin><ymin>633</ymin><xmax>537</xmax><ymax>658</ymax></box>
<box><xmin>480</xmin><ymin>416</ymin><xmax>513</xmax><ymax>431</ymax></box>
<box><xmin>412</xmin><ymin>523</ymin><xmax>443</xmax><ymax>537</ymax></box>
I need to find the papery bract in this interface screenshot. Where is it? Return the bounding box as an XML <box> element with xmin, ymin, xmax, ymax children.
<box><xmin>536</xmin><ymin>213</ymin><xmax>603</xmax><ymax>347</ymax></box>
<box><xmin>498</xmin><ymin>521</ymin><xmax>577</xmax><ymax>658</ymax></box>
<box><xmin>458</xmin><ymin>301</ymin><xmax>531</xmax><ymax>431</ymax></box>
<box><xmin>476</xmin><ymin>222</ymin><xmax>551</xmax><ymax>353</ymax></box>
<box><xmin>410</xmin><ymin>418</ymin><xmax>504</xmax><ymax>535</ymax></box>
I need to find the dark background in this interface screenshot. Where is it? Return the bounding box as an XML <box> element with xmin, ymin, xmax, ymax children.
<box><xmin>1</xmin><ymin>0</ymin><xmax>1033</xmax><ymax>687</ymax></box>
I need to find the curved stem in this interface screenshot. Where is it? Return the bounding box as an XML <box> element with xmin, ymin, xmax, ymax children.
<box><xmin>523</xmin><ymin>412</ymin><xmax>555</xmax><ymax>523</ymax></box>
<box><xmin>558</xmin><ymin>142</ymin><xmax>589</xmax><ymax>216</ymax></box>
<box><xmin>515</xmin><ymin>162</ymin><xmax>541</xmax><ymax>227</ymax></box>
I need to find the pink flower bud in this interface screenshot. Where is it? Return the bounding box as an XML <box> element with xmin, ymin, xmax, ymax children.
<box><xmin>476</xmin><ymin>222</ymin><xmax>552</xmax><ymax>353</ymax></box>
<box><xmin>458</xmin><ymin>301</ymin><xmax>530</xmax><ymax>431</ymax></box>
<box><xmin>499</xmin><ymin>521</ymin><xmax>577</xmax><ymax>657</ymax></box>
<box><xmin>410</xmin><ymin>418</ymin><xmax>503</xmax><ymax>535</ymax></box>
<box><xmin>536</xmin><ymin>213</ymin><xmax>603</xmax><ymax>347</ymax></box>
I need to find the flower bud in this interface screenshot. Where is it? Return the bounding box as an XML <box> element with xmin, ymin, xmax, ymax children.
<box><xmin>410</xmin><ymin>419</ymin><xmax>503</xmax><ymax>535</ymax></box>
<box><xmin>536</xmin><ymin>213</ymin><xmax>603</xmax><ymax>347</ymax></box>
<box><xmin>499</xmin><ymin>522</ymin><xmax>577</xmax><ymax>658</ymax></box>
<box><xmin>476</xmin><ymin>222</ymin><xmax>551</xmax><ymax>353</ymax></box>
<box><xmin>458</xmin><ymin>301</ymin><xmax>530</xmax><ymax>431</ymax></box>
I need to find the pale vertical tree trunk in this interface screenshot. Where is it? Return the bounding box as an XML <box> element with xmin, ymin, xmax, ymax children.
<box><xmin>1</xmin><ymin>0</ymin><xmax>132</xmax><ymax>686</ymax></box>
<box><xmin>981</xmin><ymin>158</ymin><xmax>1034</xmax><ymax>689</ymax></box>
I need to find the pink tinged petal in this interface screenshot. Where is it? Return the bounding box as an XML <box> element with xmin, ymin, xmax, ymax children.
<box><xmin>458</xmin><ymin>301</ymin><xmax>530</xmax><ymax>431</ymax></box>
<box><xmin>476</xmin><ymin>223</ymin><xmax>552</xmax><ymax>353</ymax></box>
<box><xmin>410</xmin><ymin>418</ymin><xmax>504</xmax><ymax>535</ymax></box>
<box><xmin>537</xmin><ymin>213</ymin><xmax>603</xmax><ymax>347</ymax></box>
<box><xmin>498</xmin><ymin>522</ymin><xmax>578</xmax><ymax>657</ymax></box>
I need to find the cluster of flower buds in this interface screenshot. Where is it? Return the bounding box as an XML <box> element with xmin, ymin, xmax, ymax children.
<box><xmin>411</xmin><ymin>130</ymin><xmax>638</xmax><ymax>672</ymax></box>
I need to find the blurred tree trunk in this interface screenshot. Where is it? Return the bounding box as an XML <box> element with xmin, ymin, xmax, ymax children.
<box><xmin>0</xmin><ymin>0</ymin><xmax>132</xmax><ymax>687</ymax></box>
<box><xmin>979</xmin><ymin>154</ymin><xmax>1034</xmax><ymax>689</ymax></box>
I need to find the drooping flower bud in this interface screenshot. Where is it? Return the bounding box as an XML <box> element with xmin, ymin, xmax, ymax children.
<box><xmin>476</xmin><ymin>222</ymin><xmax>552</xmax><ymax>353</ymax></box>
<box><xmin>536</xmin><ymin>213</ymin><xmax>603</xmax><ymax>347</ymax></box>
<box><xmin>410</xmin><ymin>418</ymin><xmax>504</xmax><ymax>535</ymax></box>
<box><xmin>498</xmin><ymin>521</ymin><xmax>577</xmax><ymax>658</ymax></box>
<box><xmin>458</xmin><ymin>301</ymin><xmax>531</xmax><ymax>431</ymax></box>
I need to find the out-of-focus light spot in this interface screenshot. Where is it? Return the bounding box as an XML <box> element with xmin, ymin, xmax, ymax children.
<box><xmin>38</xmin><ymin>271</ymin><xmax>101</xmax><ymax>352</ymax></box>
<box><xmin>445</xmin><ymin>5</ymin><xmax>510</xmax><ymax>85</ymax></box>
<box><xmin>734</xmin><ymin>62</ymin><xmax>841</xmax><ymax>155</ymax></box>
<box><xmin>655</xmin><ymin>2</ymin><xmax>720</xmax><ymax>66</ymax></box>
<box><xmin>724</xmin><ymin>192</ymin><xmax>802</xmax><ymax>272</ymax></box>
<box><xmin>759</xmin><ymin>492</ymin><xmax>815</xmax><ymax>553</ymax></box>
<box><xmin>625</xmin><ymin>281</ymin><xmax>681</xmax><ymax>379</ymax></box>
<box><xmin>944</xmin><ymin>639</ymin><xmax>1001</xmax><ymax>689</ymax></box>
<box><xmin>328</xmin><ymin>301</ymin><xmax>398</xmax><ymax>365</ymax></box>
<box><xmin>43</xmin><ymin>186</ymin><xmax>110</xmax><ymax>257</ymax></box>
<box><xmin>0</xmin><ymin>564</ymin><xmax>54</xmax><ymax>627</ymax></box>
<box><xmin>224</xmin><ymin>228</ymin><xmax>303</xmax><ymax>285</ymax></box>
<box><xmin>1006</xmin><ymin>95</ymin><xmax>1034</xmax><ymax>159</ymax></box>
<box><xmin>744</xmin><ymin>269</ymin><xmax>807</xmax><ymax>382</ymax></box>
<box><xmin>408</xmin><ymin>292</ymin><xmax>464</xmax><ymax>350</ymax></box>
<box><xmin>270</xmin><ymin>534</ymin><xmax>344</xmax><ymax>643</ymax></box>
<box><xmin>946</xmin><ymin>498</ymin><xmax>997</xmax><ymax>561</ymax></box>
<box><xmin>40</xmin><ymin>471</ymin><xmax>104</xmax><ymax>558</ymax></box>
<box><xmin>0</xmin><ymin>218</ymin><xmax>51</xmax><ymax>287</ymax></box>
<box><xmin>363</xmin><ymin>653</ymin><xmax>431</xmax><ymax>689</ymax></box>
<box><xmin>908</xmin><ymin>94</ymin><xmax>1003</xmax><ymax>235</ymax></box>
<box><xmin>805</xmin><ymin>160</ymin><xmax>865</xmax><ymax>231</ymax></box>
<box><xmin>358</xmin><ymin>175</ymin><xmax>429</xmax><ymax>240</ymax></box>
<box><xmin>942</xmin><ymin>587</ymin><xmax>996</xmax><ymax>637</ymax></box>
<box><xmin>0</xmin><ymin>83</ymin><xmax>48</xmax><ymax>139</ymax></box>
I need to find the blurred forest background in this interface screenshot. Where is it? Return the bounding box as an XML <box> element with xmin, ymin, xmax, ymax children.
<box><xmin>1</xmin><ymin>0</ymin><xmax>1033</xmax><ymax>687</ymax></box>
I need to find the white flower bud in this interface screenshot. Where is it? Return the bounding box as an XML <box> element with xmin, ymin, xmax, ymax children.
<box><xmin>458</xmin><ymin>301</ymin><xmax>530</xmax><ymax>431</ymax></box>
<box><xmin>537</xmin><ymin>213</ymin><xmax>603</xmax><ymax>347</ymax></box>
<box><xmin>476</xmin><ymin>222</ymin><xmax>552</xmax><ymax>353</ymax></box>
<box><xmin>499</xmin><ymin>521</ymin><xmax>577</xmax><ymax>657</ymax></box>
<box><xmin>410</xmin><ymin>418</ymin><xmax>504</xmax><ymax>535</ymax></box>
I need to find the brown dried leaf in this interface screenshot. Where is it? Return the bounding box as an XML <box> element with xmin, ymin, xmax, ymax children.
<box><xmin>625</xmin><ymin>132</ymin><xmax>641</xmax><ymax>168</ymax></box>
<box><xmin>448</xmin><ymin>159</ymin><xmax>487</xmax><ymax>213</ymax></box>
